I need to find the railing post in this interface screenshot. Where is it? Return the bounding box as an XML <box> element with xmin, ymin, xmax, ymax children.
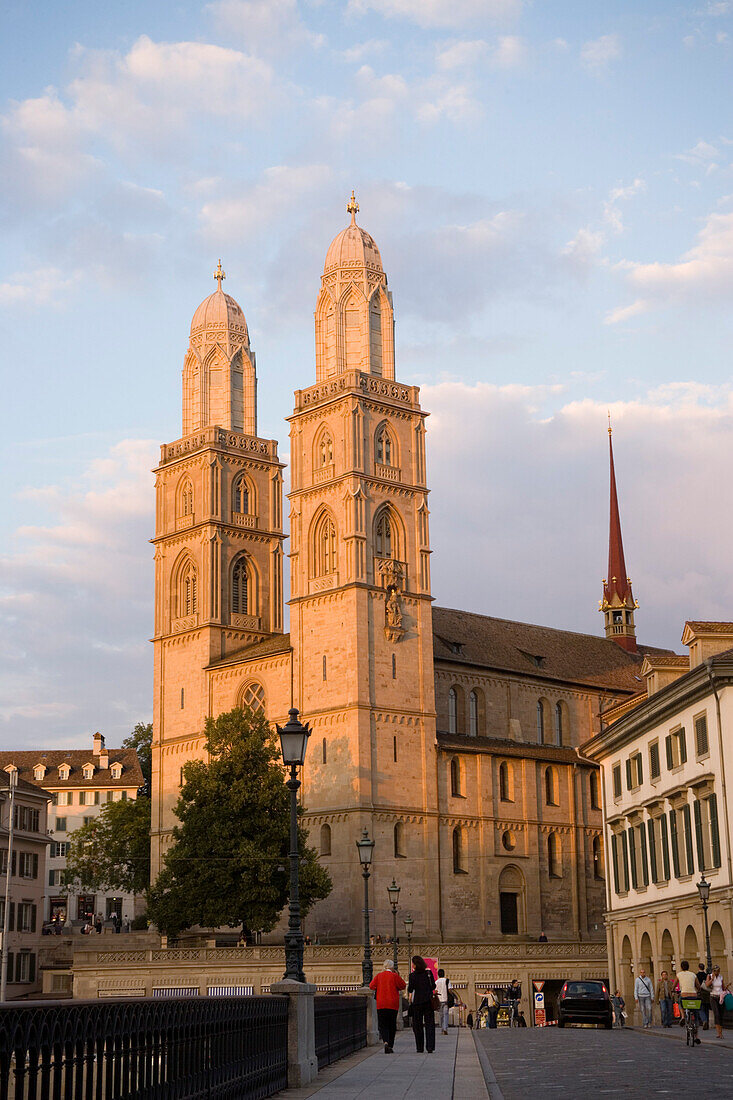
<box><xmin>269</xmin><ymin>979</ymin><xmax>318</xmax><ymax>1087</ymax></box>
<box><xmin>358</xmin><ymin>986</ymin><xmax>380</xmax><ymax>1046</ymax></box>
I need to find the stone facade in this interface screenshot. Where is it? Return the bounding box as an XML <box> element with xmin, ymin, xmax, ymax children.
<box><xmin>150</xmin><ymin>201</ymin><xmax>666</xmax><ymax>944</ymax></box>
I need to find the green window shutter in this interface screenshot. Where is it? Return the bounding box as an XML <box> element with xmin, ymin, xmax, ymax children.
<box><xmin>650</xmin><ymin>743</ymin><xmax>660</xmax><ymax>780</ymax></box>
<box><xmin>669</xmin><ymin>811</ymin><xmax>680</xmax><ymax>877</ymax></box>
<box><xmin>6</xmin><ymin>953</ymin><xmax>13</xmax><ymax>984</ymax></box>
<box><xmin>14</xmin><ymin>955</ymin><xmax>21</xmax><ymax>983</ymax></box>
<box><xmin>695</xmin><ymin>715</ymin><xmax>709</xmax><ymax>756</ymax></box>
<box><xmin>683</xmin><ymin>803</ymin><xmax>694</xmax><ymax>874</ymax></box>
<box><xmin>612</xmin><ymin>834</ymin><xmax>620</xmax><ymax>893</ymax></box>
<box><xmin>665</xmin><ymin>735</ymin><xmax>673</xmax><ymax>770</ymax></box>
<box><xmin>660</xmin><ymin>814</ymin><xmax>670</xmax><ymax>880</ymax></box>
<box><xmin>613</xmin><ymin>766</ymin><xmax>621</xmax><ymax>798</ymax></box>
<box><xmin>32</xmin><ymin>854</ymin><xmax>38</xmax><ymax>880</ymax></box>
<box><xmin>626</xmin><ymin>759</ymin><xmax>632</xmax><ymax>790</ymax></box>
<box><xmin>694</xmin><ymin>799</ymin><xmax>705</xmax><ymax>871</ymax></box>
<box><xmin>636</xmin><ymin>755</ymin><xmax>643</xmax><ymax>785</ymax></box>
<box><xmin>28</xmin><ymin>954</ymin><xmax>36</xmax><ymax>984</ymax></box>
<box><xmin>710</xmin><ymin>795</ymin><xmax>721</xmax><ymax>869</ymax></box>
<box><xmin>647</xmin><ymin>819</ymin><xmax>658</xmax><ymax>883</ymax></box>
<box><xmin>621</xmin><ymin>831</ymin><xmax>630</xmax><ymax>892</ymax></box>
<box><xmin>679</xmin><ymin>730</ymin><xmax>687</xmax><ymax>765</ymax></box>
<box><xmin>8</xmin><ymin>902</ymin><xmax>14</xmax><ymax>932</ymax></box>
<box><xmin>30</xmin><ymin>905</ymin><xmax>36</xmax><ymax>934</ymax></box>
<box><xmin>639</xmin><ymin>824</ymin><xmax>649</xmax><ymax>886</ymax></box>
<box><xmin>628</xmin><ymin>827</ymin><xmax>638</xmax><ymax>888</ymax></box>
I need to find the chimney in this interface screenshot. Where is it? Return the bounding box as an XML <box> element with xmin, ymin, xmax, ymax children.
<box><xmin>100</xmin><ymin>746</ymin><xmax>109</xmax><ymax>769</ymax></box>
<box><xmin>93</xmin><ymin>732</ymin><xmax>105</xmax><ymax>757</ymax></box>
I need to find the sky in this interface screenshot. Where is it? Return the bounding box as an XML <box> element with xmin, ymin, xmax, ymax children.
<box><xmin>2</xmin><ymin>0</ymin><xmax>733</xmax><ymax>749</ymax></box>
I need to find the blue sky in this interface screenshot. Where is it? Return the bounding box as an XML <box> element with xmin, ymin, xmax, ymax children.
<box><xmin>2</xmin><ymin>0</ymin><xmax>733</xmax><ymax>747</ymax></box>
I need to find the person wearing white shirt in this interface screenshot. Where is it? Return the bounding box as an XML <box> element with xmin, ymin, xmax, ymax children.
<box><xmin>634</xmin><ymin>968</ymin><xmax>654</xmax><ymax>1028</ymax></box>
<box><xmin>435</xmin><ymin>969</ymin><xmax>451</xmax><ymax>1034</ymax></box>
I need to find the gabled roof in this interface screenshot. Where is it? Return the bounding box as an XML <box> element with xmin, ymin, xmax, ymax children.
<box><xmin>0</xmin><ymin>748</ymin><xmax>143</xmax><ymax>789</ymax></box>
<box><xmin>432</xmin><ymin>605</ymin><xmax>671</xmax><ymax>694</ymax></box>
<box><xmin>206</xmin><ymin>633</ymin><xmax>292</xmax><ymax>670</ymax></box>
<box><xmin>436</xmin><ymin>732</ymin><xmax>597</xmax><ymax>767</ymax></box>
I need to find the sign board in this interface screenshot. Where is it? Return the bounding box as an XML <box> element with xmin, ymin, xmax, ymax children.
<box><xmin>534</xmin><ymin>990</ymin><xmax>545</xmax><ymax>1027</ymax></box>
<box><xmin>534</xmin><ymin>992</ymin><xmax>545</xmax><ymax>1007</ymax></box>
<box><xmin>533</xmin><ymin>980</ymin><xmax>544</xmax><ymax>992</ymax></box>
<box><xmin>534</xmin><ymin>1009</ymin><xmax>546</xmax><ymax>1027</ymax></box>
<box><xmin>424</xmin><ymin>958</ymin><xmax>439</xmax><ymax>982</ymax></box>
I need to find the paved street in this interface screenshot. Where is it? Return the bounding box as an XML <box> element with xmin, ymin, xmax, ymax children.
<box><xmin>475</xmin><ymin>1025</ymin><xmax>733</xmax><ymax>1097</ymax></box>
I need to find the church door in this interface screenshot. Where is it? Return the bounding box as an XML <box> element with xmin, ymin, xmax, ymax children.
<box><xmin>499</xmin><ymin>892</ymin><xmax>518</xmax><ymax>934</ymax></box>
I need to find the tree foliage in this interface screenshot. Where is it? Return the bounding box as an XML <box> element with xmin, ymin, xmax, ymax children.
<box><xmin>147</xmin><ymin>707</ymin><xmax>331</xmax><ymax>937</ymax></box>
<box><xmin>123</xmin><ymin>721</ymin><xmax>152</xmax><ymax>789</ymax></box>
<box><xmin>63</xmin><ymin>794</ymin><xmax>151</xmax><ymax>895</ymax></box>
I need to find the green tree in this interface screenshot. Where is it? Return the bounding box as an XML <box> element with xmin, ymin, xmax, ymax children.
<box><xmin>123</xmin><ymin>721</ymin><xmax>152</xmax><ymax>788</ymax></box>
<box><xmin>147</xmin><ymin>707</ymin><xmax>331</xmax><ymax>937</ymax></box>
<box><xmin>63</xmin><ymin>795</ymin><xmax>151</xmax><ymax>895</ymax></box>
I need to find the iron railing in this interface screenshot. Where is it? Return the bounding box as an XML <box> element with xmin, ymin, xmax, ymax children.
<box><xmin>0</xmin><ymin>995</ymin><xmax>288</xmax><ymax>1100</ymax></box>
<box><xmin>313</xmin><ymin>995</ymin><xmax>367</xmax><ymax>1069</ymax></box>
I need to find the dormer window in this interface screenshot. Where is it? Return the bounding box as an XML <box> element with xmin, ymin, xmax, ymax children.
<box><xmin>58</xmin><ymin>764</ymin><xmax>71</xmax><ymax>781</ymax></box>
<box><xmin>82</xmin><ymin>763</ymin><xmax>95</xmax><ymax>780</ymax></box>
<box><xmin>110</xmin><ymin>763</ymin><xmax>123</xmax><ymax>779</ymax></box>
<box><xmin>33</xmin><ymin>764</ymin><xmax>46</xmax><ymax>781</ymax></box>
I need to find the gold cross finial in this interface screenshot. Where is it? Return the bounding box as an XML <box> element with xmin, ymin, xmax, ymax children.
<box><xmin>347</xmin><ymin>190</ymin><xmax>359</xmax><ymax>224</ymax></box>
<box><xmin>214</xmin><ymin>259</ymin><xmax>226</xmax><ymax>290</ymax></box>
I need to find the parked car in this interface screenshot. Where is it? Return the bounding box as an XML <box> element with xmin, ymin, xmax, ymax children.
<box><xmin>557</xmin><ymin>980</ymin><xmax>613</xmax><ymax>1028</ymax></box>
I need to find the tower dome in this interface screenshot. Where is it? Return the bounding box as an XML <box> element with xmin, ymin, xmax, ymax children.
<box><xmin>323</xmin><ymin>194</ymin><xmax>383</xmax><ymax>275</ymax></box>
<box><xmin>190</xmin><ymin>260</ymin><xmax>250</xmax><ymax>349</ymax></box>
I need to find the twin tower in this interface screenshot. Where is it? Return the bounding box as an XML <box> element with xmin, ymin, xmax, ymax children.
<box><xmin>150</xmin><ymin>198</ymin><xmax>438</xmax><ymax>937</ymax></box>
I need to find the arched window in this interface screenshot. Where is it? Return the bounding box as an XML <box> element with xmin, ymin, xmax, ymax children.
<box><xmin>232</xmin><ymin>556</ymin><xmax>248</xmax><ymax>614</ymax></box>
<box><xmin>319</xmin><ymin>432</ymin><xmax>334</xmax><ymax>467</ymax></box>
<box><xmin>320</xmin><ymin>824</ymin><xmax>331</xmax><ymax>856</ymax></box>
<box><xmin>394</xmin><ymin>821</ymin><xmax>406</xmax><ymax>858</ymax></box>
<box><xmin>179</xmin><ymin>478</ymin><xmax>194</xmax><ymax>518</ymax></box>
<box><xmin>240</xmin><ymin>681</ymin><xmax>265</xmax><ymax>714</ymax></box>
<box><xmin>589</xmin><ymin>771</ymin><xmax>601</xmax><ymax>810</ymax></box>
<box><xmin>545</xmin><ymin>766</ymin><xmax>559</xmax><ymax>806</ymax></box>
<box><xmin>450</xmin><ymin>756</ymin><xmax>461</xmax><ymax>797</ymax></box>
<box><xmin>232</xmin><ymin>474</ymin><xmax>249</xmax><ymax>515</ymax></box>
<box><xmin>177</xmin><ymin>557</ymin><xmax>198</xmax><ymax>617</ymax></box>
<box><xmin>593</xmin><ymin>835</ymin><xmax>604</xmax><ymax>879</ymax></box>
<box><xmin>548</xmin><ymin>832</ymin><xmax>562</xmax><ymax>878</ymax></box>
<box><xmin>374</xmin><ymin>508</ymin><xmax>398</xmax><ymax>559</ymax></box>
<box><xmin>537</xmin><ymin>699</ymin><xmax>547</xmax><ymax>743</ymax></box>
<box><xmin>322</xmin><ymin>737</ymin><xmax>327</xmax><ymax>765</ymax></box>
<box><xmin>499</xmin><ymin>761</ymin><xmax>513</xmax><ymax>803</ymax></box>
<box><xmin>554</xmin><ymin>702</ymin><xmax>564</xmax><ymax>746</ymax></box>
<box><xmin>452</xmin><ymin>826</ymin><xmax>466</xmax><ymax>874</ymax></box>
<box><xmin>469</xmin><ymin>691</ymin><xmax>479</xmax><ymax>737</ymax></box>
<box><xmin>314</xmin><ymin>512</ymin><xmax>337</xmax><ymax>576</ymax></box>
<box><xmin>376</xmin><ymin>426</ymin><xmax>394</xmax><ymax>465</ymax></box>
<box><xmin>448</xmin><ymin>688</ymin><xmax>457</xmax><ymax>734</ymax></box>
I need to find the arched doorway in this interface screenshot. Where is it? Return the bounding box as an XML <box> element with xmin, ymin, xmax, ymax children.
<box><xmin>660</xmin><ymin>928</ymin><xmax>675</xmax><ymax>976</ymax></box>
<box><xmin>710</xmin><ymin>921</ymin><xmax>726</xmax><ymax>970</ymax></box>
<box><xmin>498</xmin><ymin>865</ymin><xmax>525</xmax><ymax>935</ymax></box>
<box><xmin>639</xmin><ymin>931</ymin><xmax>654</xmax><ymax>982</ymax></box>
<box><xmin>683</xmin><ymin>924</ymin><xmax>699</xmax><ymax>964</ymax></box>
<box><xmin>620</xmin><ymin>934</ymin><xmax>634</xmax><ymax>1006</ymax></box>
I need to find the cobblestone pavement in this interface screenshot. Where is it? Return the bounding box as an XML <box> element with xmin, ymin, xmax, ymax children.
<box><xmin>475</xmin><ymin>1025</ymin><xmax>733</xmax><ymax>1097</ymax></box>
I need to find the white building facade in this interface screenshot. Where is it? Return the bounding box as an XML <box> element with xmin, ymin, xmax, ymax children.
<box><xmin>584</xmin><ymin>623</ymin><xmax>733</xmax><ymax>1010</ymax></box>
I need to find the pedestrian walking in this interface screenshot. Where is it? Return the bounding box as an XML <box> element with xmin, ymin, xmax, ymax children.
<box><xmin>696</xmin><ymin>963</ymin><xmax>711</xmax><ymax>1029</ymax></box>
<box><xmin>485</xmin><ymin>989</ymin><xmax>499</xmax><ymax>1028</ymax></box>
<box><xmin>436</xmin><ymin>968</ymin><xmax>451</xmax><ymax>1034</ymax></box>
<box><xmin>634</xmin><ymin>968</ymin><xmax>654</xmax><ymax>1028</ymax></box>
<box><xmin>466</xmin><ymin>1011</ymin><xmax>474</xmax><ymax>1030</ymax></box>
<box><xmin>656</xmin><ymin>970</ymin><xmax>674</xmax><ymax>1028</ymax></box>
<box><xmin>611</xmin><ymin>990</ymin><xmax>625</xmax><ymax>1027</ymax></box>
<box><xmin>369</xmin><ymin>959</ymin><xmax>406</xmax><ymax>1053</ymax></box>
<box><xmin>407</xmin><ymin>956</ymin><xmax>437</xmax><ymax>1053</ymax></box>
<box><xmin>706</xmin><ymin>964</ymin><xmax>730</xmax><ymax>1039</ymax></box>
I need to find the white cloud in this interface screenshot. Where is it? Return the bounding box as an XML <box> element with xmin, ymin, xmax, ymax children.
<box><xmin>562</xmin><ymin>227</ymin><xmax>606</xmax><ymax>273</ymax></box>
<box><xmin>604</xmin><ymin>298</ymin><xmax>649</xmax><ymax>325</ymax></box>
<box><xmin>199</xmin><ymin>163</ymin><xmax>334</xmax><ymax>241</ymax></box>
<box><xmin>493</xmin><ymin>35</ymin><xmax>527</xmax><ymax>68</ymax></box>
<box><xmin>603</xmin><ymin>177</ymin><xmax>646</xmax><ymax>232</ymax></box>
<box><xmin>339</xmin><ymin>39</ymin><xmax>389</xmax><ymax>62</ymax></box>
<box><xmin>347</xmin><ymin>0</ymin><xmax>522</xmax><ymax>29</ymax></box>
<box><xmin>675</xmin><ymin>139</ymin><xmax>720</xmax><ymax>172</ymax></box>
<box><xmin>436</xmin><ymin>39</ymin><xmax>488</xmax><ymax>70</ymax></box>
<box><xmin>207</xmin><ymin>0</ymin><xmax>325</xmax><ymax>54</ymax></box>
<box><xmin>0</xmin><ymin>267</ymin><xmax>80</xmax><ymax>308</ymax></box>
<box><xmin>580</xmin><ymin>33</ymin><xmax>621</xmax><ymax>73</ymax></box>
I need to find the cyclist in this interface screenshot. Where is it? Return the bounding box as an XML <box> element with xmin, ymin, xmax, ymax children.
<box><xmin>507</xmin><ymin>980</ymin><xmax>522</xmax><ymax>1026</ymax></box>
<box><xmin>677</xmin><ymin>960</ymin><xmax>701</xmax><ymax>1046</ymax></box>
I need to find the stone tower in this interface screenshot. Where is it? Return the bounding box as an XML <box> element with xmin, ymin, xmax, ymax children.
<box><xmin>600</xmin><ymin>421</ymin><xmax>638</xmax><ymax>652</ymax></box>
<box><xmin>150</xmin><ymin>264</ymin><xmax>285</xmax><ymax>874</ymax></box>
<box><xmin>289</xmin><ymin>195</ymin><xmax>441</xmax><ymax>938</ymax></box>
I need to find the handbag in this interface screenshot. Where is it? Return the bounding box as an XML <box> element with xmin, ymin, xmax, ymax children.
<box><xmin>673</xmin><ymin>1002</ymin><xmax>682</xmax><ymax>1019</ymax></box>
<box><xmin>431</xmin><ymin>991</ymin><xmax>440</xmax><ymax>1011</ymax></box>
<box><xmin>724</xmin><ymin>992</ymin><xmax>733</xmax><ymax>1012</ymax></box>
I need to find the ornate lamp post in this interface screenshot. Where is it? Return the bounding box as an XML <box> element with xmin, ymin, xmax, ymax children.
<box><xmin>387</xmin><ymin>878</ymin><xmax>401</xmax><ymax>971</ymax></box>
<box><xmin>276</xmin><ymin>708</ymin><xmax>311</xmax><ymax>983</ymax></box>
<box><xmin>403</xmin><ymin>913</ymin><xmax>413</xmax><ymax>974</ymax></box>
<box><xmin>697</xmin><ymin>872</ymin><xmax>712</xmax><ymax>972</ymax></box>
<box><xmin>356</xmin><ymin>828</ymin><xmax>375</xmax><ymax>985</ymax></box>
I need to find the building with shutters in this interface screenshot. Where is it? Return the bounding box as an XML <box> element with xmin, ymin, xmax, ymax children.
<box><xmin>583</xmin><ymin>622</ymin><xmax>733</xmax><ymax>1010</ymax></box>
<box><xmin>0</xmin><ymin>770</ymin><xmax>51</xmax><ymax>996</ymax></box>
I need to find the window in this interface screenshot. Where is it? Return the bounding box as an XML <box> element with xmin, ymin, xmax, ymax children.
<box><xmin>647</xmin><ymin>815</ymin><xmax>670</xmax><ymax>884</ymax></box>
<box><xmin>181</xmin><ymin>688</ymin><xmax>185</xmax><ymax>709</ymax></box>
<box><xmin>545</xmin><ymin>767</ymin><xmax>559</xmax><ymax>807</ymax></box>
<box><xmin>58</xmin><ymin>765</ymin><xmax>70</xmax><ymax>781</ymax></box>
<box><xmin>83</xmin><ymin>764</ymin><xmax>94</xmax><ymax>779</ymax></box>
<box><xmin>665</xmin><ymin>728</ymin><xmax>687</xmax><ymax>770</ymax></box>
<box><xmin>106</xmin><ymin>790</ymin><xmax>115</xmax><ymax>802</ymax></box>
<box><xmin>649</xmin><ymin>741</ymin><xmax>661</xmax><ymax>781</ymax></box>
<box><xmin>589</xmin><ymin>771</ymin><xmax>601</xmax><ymax>811</ymax></box>
<box><xmin>180</xmin><ymin>479</ymin><xmax>193</xmax><ymax>517</ymax></box>
<box><xmin>231</xmin><ymin>556</ymin><xmax>249</xmax><ymax>613</ymax></box>
<box><xmin>319</xmin><ymin>432</ymin><xmax>334</xmax><ymax>467</ymax></box>
<box><xmin>469</xmin><ymin>691</ymin><xmax>479</xmax><ymax>737</ymax></box>
<box><xmin>593</xmin><ymin>835</ymin><xmax>604</xmax><ymax>879</ymax></box>
<box><xmin>18</xmin><ymin>852</ymin><xmax>38</xmax><ymax>880</ymax></box>
<box><xmin>694</xmin><ymin>794</ymin><xmax>721</xmax><ymax>872</ymax></box>
<box><xmin>322</xmin><ymin>737</ymin><xmax>327</xmax><ymax>765</ymax></box>
<box><xmin>612</xmin><ymin>764</ymin><xmax>622</xmax><ymax>799</ymax></box>
<box><xmin>13</xmin><ymin>807</ymin><xmax>40</xmax><ymax>833</ymax></box>
<box><xmin>393</xmin><ymin>736</ymin><xmax>398</xmax><ymax>763</ymax></box>
<box><xmin>240</xmin><ymin>682</ymin><xmax>265</xmax><ymax>715</ymax></box>
<box><xmin>57</xmin><ymin>791</ymin><xmax>71</xmax><ymax>807</ymax></box>
<box><xmin>110</xmin><ymin>763</ymin><xmax>123</xmax><ymax>779</ymax></box>
<box><xmin>669</xmin><ymin>804</ymin><xmax>694</xmax><ymax>877</ymax></box>
<box><xmin>695</xmin><ymin>714</ymin><xmax>709</xmax><ymax>758</ymax></box>
<box><xmin>554</xmin><ymin>703</ymin><xmax>564</xmax><ymax>746</ymax></box>
<box><xmin>80</xmin><ymin>791</ymin><xmax>101</xmax><ymax>806</ymax></box>
<box><xmin>375</xmin><ymin>511</ymin><xmax>395</xmax><ymax>558</ymax></box>
<box><xmin>394</xmin><ymin>821</ymin><xmax>406</xmax><ymax>858</ymax></box>
<box><xmin>626</xmin><ymin>752</ymin><xmax>643</xmax><ymax>790</ymax></box>
<box><xmin>320</xmin><ymin>824</ymin><xmax>331</xmax><ymax>856</ymax></box>
<box><xmin>17</xmin><ymin>903</ymin><xmax>36</xmax><ymax>933</ymax></box>
<box><xmin>177</xmin><ymin>558</ymin><xmax>198</xmax><ymax>617</ymax></box>
<box><xmin>536</xmin><ymin>700</ymin><xmax>545</xmax><ymax>744</ymax></box>
<box><xmin>499</xmin><ymin>761</ymin><xmax>513</xmax><ymax>803</ymax></box>
<box><xmin>0</xmin><ymin>852</ymin><xmax>15</xmax><ymax>876</ymax></box>
<box><xmin>33</xmin><ymin>765</ymin><xmax>46</xmax><ymax>781</ymax></box>
<box><xmin>55</xmin><ymin>817</ymin><xmax>67</xmax><ymax>832</ymax></box>
<box><xmin>548</xmin><ymin>832</ymin><xmax>562</xmax><ymax>878</ymax></box>
<box><xmin>323</xmin><ymin>655</ymin><xmax>327</xmax><ymax>680</ymax></box>
<box><xmin>628</xmin><ymin>824</ymin><xmax>648</xmax><ymax>889</ymax></box>
<box><xmin>450</xmin><ymin>757</ymin><xmax>462</xmax><ymax>797</ymax></box>
<box><xmin>611</xmin><ymin>832</ymin><xmax>630</xmax><ymax>894</ymax></box>
<box><xmin>49</xmin><ymin>869</ymin><xmax>62</xmax><ymax>886</ymax></box>
<box><xmin>448</xmin><ymin>688</ymin><xmax>457</xmax><ymax>734</ymax></box>
<box><xmin>392</xmin><ymin>654</ymin><xmax>396</xmax><ymax>680</ymax></box>
<box><xmin>452</xmin><ymin>826</ymin><xmax>466</xmax><ymax>874</ymax></box>
<box><xmin>50</xmin><ymin>842</ymin><xmax>68</xmax><ymax>858</ymax></box>
<box><xmin>314</xmin><ymin>512</ymin><xmax>337</xmax><ymax>576</ymax></box>
<box><xmin>232</xmin><ymin>474</ymin><xmax>249</xmax><ymax>514</ymax></box>
<box><xmin>15</xmin><ymin>953</ymin><xmax>36</xmax><ymax>983</ymax></box>
<box><xmin>375</xmin><ymin>427</ymin><xmax>392</xmax><ymax>465</ymax></box>
<box><xmin>83</xmin><ymin>816</ymin><xmax>94</xmax><ymax>826</ymax></box>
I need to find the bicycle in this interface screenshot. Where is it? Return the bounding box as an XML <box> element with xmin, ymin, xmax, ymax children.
<box><xmin>508</xmin><ymin>1000</ymin><xmax>521</xmax><ymax>1027</ymax></box>
<box><xmin>681</xmin><ymin>997</ymin><xmax>702</xmax><ymax>1047</ymax></box>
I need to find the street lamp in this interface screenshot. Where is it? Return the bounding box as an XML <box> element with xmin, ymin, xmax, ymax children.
<box><xmin>387</xmin><ymin>878</ymin><xmax>401</xmax><ymax>971</ymax></box>
<box><xmin>1</xmin><ymin>768</ymin><xmax>18</xmax><ymax>1003</ymax></box>
<box><xmin>403</xmin><ymin>913</ymin><xmax>413</xmax><ymax>974</ymax></box>
<box><xmin>356</xmin><ymin>828</ymin><xmax>375</xmax><ymax>985</ymax></box>
<box><xmin>276</xmin><ymin>708</ymin><xmax>311</xmax><ymax>983</ymax></box>
<box><xmin>697</xmin><ymin>872</ymin><xmax>712</xmax><ymax>972</ymax></box>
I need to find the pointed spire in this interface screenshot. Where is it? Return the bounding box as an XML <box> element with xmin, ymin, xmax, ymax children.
<box><xmin>601</xmin><ymin>420</ymin><xmax>638</xmax><ymax>652</ymax></box>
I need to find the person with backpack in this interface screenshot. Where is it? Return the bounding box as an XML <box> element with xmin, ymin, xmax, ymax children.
<box><xmin>435</xmin><ymin>968</ymin><xmax>452</xmax><ymax>1034</ymax></box>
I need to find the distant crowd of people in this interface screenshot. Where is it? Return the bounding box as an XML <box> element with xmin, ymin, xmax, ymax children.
<box><xmin>611</xmin><ymin>960</ymin><xmax>731</xmax><ymax>1037</ymax></box>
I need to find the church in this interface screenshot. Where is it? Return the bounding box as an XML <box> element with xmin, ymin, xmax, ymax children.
<box><xmin>150</xmin><ymin>195</ymin><xmax>667</xmax><ymax>944</ymax></box>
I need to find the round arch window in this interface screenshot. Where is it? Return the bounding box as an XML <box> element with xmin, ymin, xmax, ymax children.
<box><xmin>502</xmin><ymin>830</ymin><xmax>516</xmax><ymax>852</ymax></box>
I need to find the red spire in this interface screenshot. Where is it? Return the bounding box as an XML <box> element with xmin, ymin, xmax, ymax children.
<box><xmin>601</xmin><ymin>419</ymin><xmax>637</xmax><ymax>652</ymax></box>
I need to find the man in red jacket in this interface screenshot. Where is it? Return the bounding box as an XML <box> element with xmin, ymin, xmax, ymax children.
<box><xmin>370</xmin><ymin>959</ymin><xmax>407</xmax><ymax>1052</ymax></box>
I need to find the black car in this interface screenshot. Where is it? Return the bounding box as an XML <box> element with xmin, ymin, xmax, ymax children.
<box><xmin>557</xmin><ymin>980</ymin><xmax>613</xmax><ymax>1028</ymax></box>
